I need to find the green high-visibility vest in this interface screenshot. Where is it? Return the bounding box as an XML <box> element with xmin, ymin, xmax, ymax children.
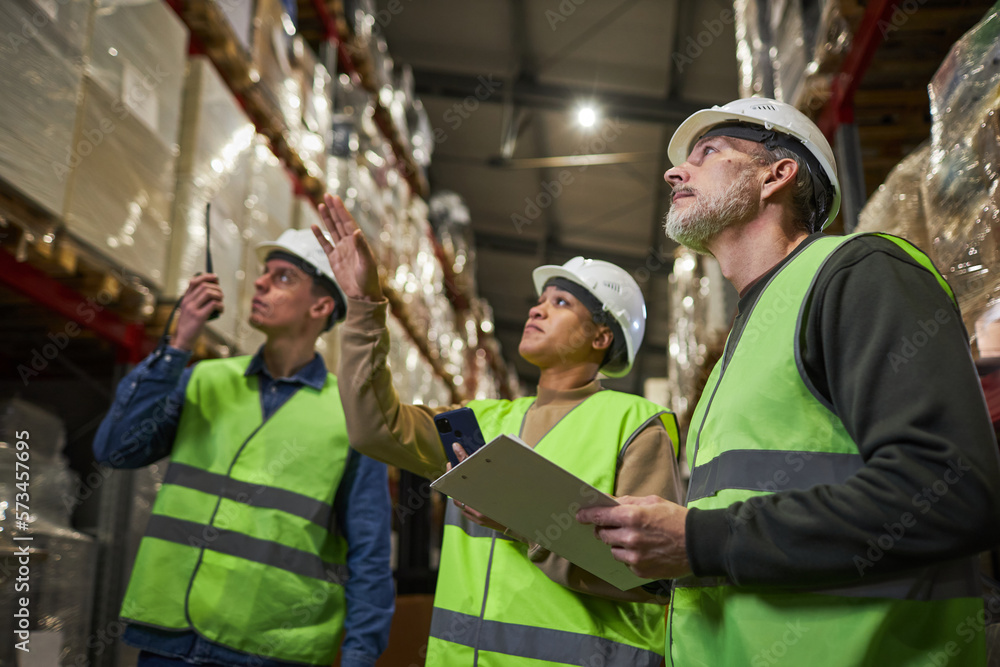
<box><xmin>120</xmin><ymin>356</ymin><xmax>352</xmax><ymax>665</ymax></box>
<box><xmin>427</xmin><ymin>391</ymin><xmax>680</xmax><ymax>666</ymax></box>
<box><xmin>670</xmin><ymin>233</ymin><xmax>984</xmax><ymax>666</ymax></box>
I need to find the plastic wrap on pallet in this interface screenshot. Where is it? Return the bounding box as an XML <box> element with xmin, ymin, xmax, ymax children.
<box><xmin>293</xmin><ymin>37</ymin><xmax>333</xmax><ymax>138</ymax></box>
<box><xmin>772</xmin><ymin>0</ymin><xmax>810</xmax><ymax>104</ymax></box>
<box><xmin>345</xmin><ymin>0</ymin><xmax>378</xmax><ymax>40</ymax></box>
<box><xmin>252</xmin><ymin>0</ymin><xmax>300</xmax><ymax>135</ymax></box>
<box><xmin>15</xmin><ymin>0</ymin><xmax>93</xmax><ymax>54</ymax></box>
<box><xmin>287</xmin><ymin>38</ymin><xmax>331</xmax><ymax>181</ymax></box>
<box><xmin>0</xmin><ymin>450</ymin><xmax>76</xmax><ymax>530</ymax></box>
<box><xmin>408</xmin><ymin>98</ymin><xmax>435</xmax><ymax>167</ymax></box>
<box><xmin>812</xmin><ymin>0</ymin><xmax>854</xmax><ymax>74</ymax></box>
<box><xmin>666</xmin><ymin>249</ymin><xmax>736</xmax><ymax>434</ymax></box>
<box><xmin>386</xmin><ymin>314</ymin><xmax>453</xmax><ymax>407</ymax></box>
<box><xmin>856</xmin><ymin>141</ymin><xmax>932</xmax><ymax>250</ymax></box>
<box><xmin>333</xmin><ymin>68</ymin><xmax>374</xmax><ymax>118</ymax></box>
<box><xmin>920</xmin><ymin>3</ymin><xmax>1000</xmax><ymax>357</ymax></box>
<box><xmin>796</xmin><ymin>0</ymin><xmax>857</xmax><ymax>114</ymax></box>
<box><xmin>215</xmin><ymin>0</ymin><xmax>255</xmax><ymax>54</ymax></box>
<box><xmin>292</xmin><ymin>195</ymin><xmax>321</xmax><ymax>231</ymax></box>
<box><xmin>235</xmin><ymin>138</ymin><xmax>296</xmax><ymax>354</ymax></box>
<box><xmin>0</xmin><ymin>0</ymin><xmax>89</xmax><ymax>218</ymax></box>
<box><xmin>734</xmin><ymin>0</ymin><xmax>854</xmax><ymax>112</ymax></box>
<box><xmin>0</xmin><ymin>397</ymin><xmax>66</xmax><ymax>463</ymax></box>
<box><xmin>168</xmin><ymin>56</ymin><xmax>255</xmax><ymax>346</ymax></box>
<box><xmin>429</xmin><ymin>191</ymin><xmax>477</xmax><ymax>297</ymax></box>
<box><xmin>310</xmin><ymin>324</ymin><xmax>340</xmax><ymax>379</ymax></box>
<box><xmin>63</xmin><ymin>78</ymin><xmax>176</xmax><ymax>288</ymax></box>
<box><xmin>0</xmin><ymin>444</ymin><xmax>96</xmax><ymax>665</ymax></box>
<box><xmin>88</xmin><ymin>0</ymin><xmax>189</xmax><ymax>148</ymax></box>
<box><xmin>0</xmin><ymin>525</ymin><xmax>97</xmax><ymax>665</ymax></box>
<box><xmin>734</xmin><ymin>0</ymin><xmax>774</xmax><ymax>98</ymax></box>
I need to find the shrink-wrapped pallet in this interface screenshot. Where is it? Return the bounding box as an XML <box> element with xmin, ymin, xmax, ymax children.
<box><xmin>88</xmin><ymin>0</ymin><xmax>189</xmax><ymax>148</ymax></box>
<box><xmin>252</xmin><ymin>0</ymin><xmax>300</xmax><ymax>135</ymax></box>
<box><xmin>168</xmin><ymin>56</ymin><xmax>256</xmax><ymax>347</ymax></box>
<box><xmin>215</xmin><ymin>0</ymin><xmax>256</xmax><ymax>54</ymax></box>
<box><xmin>666</xmin><ymin>249</ymin><xmax>738</xmax><ymax>442</ymax></box>
<box><xmin>922</xmin><ymin>3</ymin><xmax>1000</xmax><ymax>356</ymax></box>
<box><xmin>235</xmin><ymin>139</ymin><xmax>296</xmax><ymax>354</ymax></box>
<box><xmin>0</xmin><ymin>0</ymin><xmax>90</xmax><ymax>217</ymax></box>
<box><xmin>63</xmin><ymin>79</ymin><xmax>176</xmax><ymax>288</ymax></box>
<box><xmin>0</xmin><ymin>403</ymin><xmax>96</xmax><ymax>666</ymax></box>
<box><xmin>855</xmin><ymin>141</ymin><xmax>932</xmax><ymax>251</ymax></box>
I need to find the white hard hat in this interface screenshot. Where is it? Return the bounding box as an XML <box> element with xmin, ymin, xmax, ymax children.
<box><xmin>668</xmin><ymin>97</ymin><xmax>841</xmax><ymax>229</ymax></box>
<box><xmin>532</xmin><ymin>257</ymin><xmax>646</xmax><ymax>377</ymax></box>
<box><xmin>255</xmin><ymin>228</ymin><xmax>348</xmax><ymax>324</ymax></box>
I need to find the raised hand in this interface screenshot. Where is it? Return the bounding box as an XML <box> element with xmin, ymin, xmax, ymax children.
<box><xmin>173</xmin><ymin>273</ymin><xmax>224</xmax><ymax>352</ymax></box>
<box><xmin>313</xmin><ymin>194</ymin><xmax>383</xmax><ymax>302</ymax></box>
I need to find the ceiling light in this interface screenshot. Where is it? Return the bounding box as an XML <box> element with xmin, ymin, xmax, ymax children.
<box><xmin>577</xmin><ymin>106</ymin><xmax>597</xmax><ymax>128</ymax></box>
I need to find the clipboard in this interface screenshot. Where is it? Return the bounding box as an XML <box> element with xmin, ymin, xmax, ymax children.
<box><xmin>430</xmin><ymin>434</ymin><xmax>654</xmax><ymax>591</ymax></box>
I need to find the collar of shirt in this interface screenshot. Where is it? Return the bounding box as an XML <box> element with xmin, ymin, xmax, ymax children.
<box><xmin>244</xmin><ymin>347</ymin><xmax>328</xmax><ymax>390</ymax></box>
<box><xmin>737</xmin><ymin>232</ymin><xmax>824</xmax><ymax>313</ymax></box>
<box><xmin>533</xmin><ymin>379</ymin><xmax>602</xmax><ymax>408</ymax></box>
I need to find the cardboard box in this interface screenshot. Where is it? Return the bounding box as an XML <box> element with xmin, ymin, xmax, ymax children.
<box><xmin>0</xmin><ymin>0</ymin><xmax>90</xmax><ymax>217</ymax></box>
<box><xmin>234</xmin><ymin>139</ymin><xmax>295</xmax><ymax>353</ymax></box>
<box><xmin>63</xmin><ymin>78</ymin><xmax>176</xmax><ymax>288</ymax></box>
<box><xmin>167</xmin><ymin>57</ymin><xmax>256</xmax><ymax>345</ymax></box>
<box><xmin>88</xmin><ymin>0</ymin><xmax>189</xmax><ymax>147</ymax></box>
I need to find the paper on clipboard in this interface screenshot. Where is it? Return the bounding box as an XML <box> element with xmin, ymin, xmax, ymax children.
<box><xmin>430</xmin><ymin>434</ymin><xmax>654</xmax><ymax>591</ymax></box>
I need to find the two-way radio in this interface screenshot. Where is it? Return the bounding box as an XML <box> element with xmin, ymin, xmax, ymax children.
<box><xmin>159</xmin><ymin>202</ymin><xmax>220</xmax><ymax>346</ymax></box>
<box><xmin>203</xmin><ymin>202</ymin><xmax>220</xmax><ymax>321</ymax></box>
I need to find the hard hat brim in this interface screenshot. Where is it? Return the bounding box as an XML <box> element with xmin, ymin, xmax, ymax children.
<box><xmin>255</xmin><ymin>238</ymin><xmax>349</xmax><ymax>323</ymax></box>
<box><xmin>531</xmin><ymin>263</ymin><xmax>633</xmax><ymax>378</ymax></box>
<box><xmin>667</xmin><ymin>107</ymin><xmax>842</xmax><ymax>229</ymax></box>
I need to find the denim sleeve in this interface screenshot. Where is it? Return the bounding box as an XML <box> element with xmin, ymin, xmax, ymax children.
<box><xmin>336</xmin><ymin>451</ymin><xmax>395</xmax><ymax>667</ymax></box>
<box><xmin>92</xmin><ymin>345</ymin><xmax>194</xmax><ymax>469</ymax></box>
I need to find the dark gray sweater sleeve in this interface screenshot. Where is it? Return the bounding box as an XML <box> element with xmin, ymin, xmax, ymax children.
<box><xmin>687</xmin><ymin>236</ymin><xmax>1000</xmax><ymax>586</ymax></box>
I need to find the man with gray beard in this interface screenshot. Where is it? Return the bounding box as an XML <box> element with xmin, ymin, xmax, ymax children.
<box><xmin>578</xmin><ymin>97</ymin><xmax>1000</xmax><ymax>666</ymax></box>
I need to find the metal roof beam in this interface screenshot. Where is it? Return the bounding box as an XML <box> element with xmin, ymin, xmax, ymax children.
<box><xmin>413</xmin><ymin>69</ymin><xmax>705</xmax><ymax>126</ymax></box>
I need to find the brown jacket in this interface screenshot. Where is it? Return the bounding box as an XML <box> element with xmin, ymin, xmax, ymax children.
<box><xmin>337</xmin><ymin>298</ymin><xmax>683</xmax><ymax>601</ymax></box>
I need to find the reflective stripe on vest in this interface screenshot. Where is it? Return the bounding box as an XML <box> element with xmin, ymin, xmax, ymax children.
<box><xmin>120</xmin><ymin>356</ymin><xmax>352</xmax><ymax>665</ymax></box>
<box><xmin>686</xmin><ymin>448</ymin><xmax>864</xmax><ymax>502</ymax></box>
<box><xmin>144</xmin><ymin>514</ymin><xmax>349</xmax><ymax>584</ymax></box>
<box><xmin>164</xmin><ymin>462</ymin><xmax>335</xmax><ymax>529</ymax></box>
<box><xmin>428</xmin><ymin>391</ymin><xmax>677</xmax><ymax>666</ymax></box>
<box><xmin>671</xmin><ymin>233</ymin><xmax>984</xmax><ymax>667</ymax></box>
<box><xmin>431</xmin><ymin>608</ymin><xmax>663</xmax><ymax>667</ymax></box>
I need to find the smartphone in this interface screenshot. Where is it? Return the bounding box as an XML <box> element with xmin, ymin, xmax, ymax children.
<box><xmin>434</xmin><ymin>407</ymin><xmax>486</xmax><ymax>468</ymax></box>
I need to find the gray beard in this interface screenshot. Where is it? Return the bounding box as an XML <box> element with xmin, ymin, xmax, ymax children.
<box><xmin>663</xmin><ymin>171</ymin><xmax>760</xmax><ymax>254</ymax></box>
